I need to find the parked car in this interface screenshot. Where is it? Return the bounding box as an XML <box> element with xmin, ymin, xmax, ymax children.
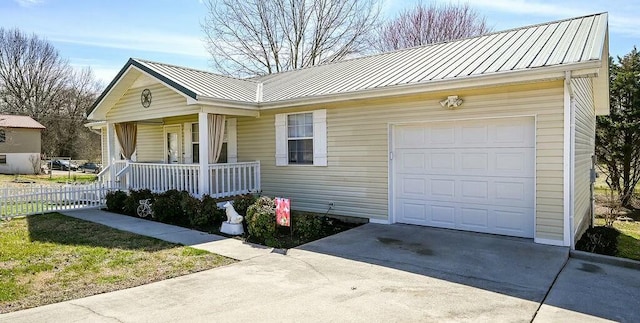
<box><xmin>48</xmin><ymin>160</ymin><xmax>78</xmax><ymax>171</ymax></box>
<box><xmin>78</xmin><ymin>162</ymin><xmax>101</xmax><ymax>173</ymax></box>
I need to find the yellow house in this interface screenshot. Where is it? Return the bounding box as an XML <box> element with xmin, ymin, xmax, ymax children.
<box><xmin>88</xmin><ymin>13</ymin><xmax>609</xmax><ymax>248</ymax></box>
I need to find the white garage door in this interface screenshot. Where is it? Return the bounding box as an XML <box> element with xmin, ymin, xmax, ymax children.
<box><xmin>393</xmin><ymin>117</ymin><xmax>535</xmax><ymax>238</ymax></box>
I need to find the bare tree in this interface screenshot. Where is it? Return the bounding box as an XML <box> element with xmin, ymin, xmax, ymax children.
<box><xmin>0</xmin><ymin>28</ymin><xmax>101</xmax><ymax>160</ymax></box>
<box><xmin>0</xmin><ymin>28</ymin><xmax>71</xmax><ymax>120</ymax></box>
<box><xmin>373</xmin><ymin>2</ymin><xmax>490</xmax><ymax>52</ymax></box>
<box><xmin>202</xmin><ymin>0</ymin><xmax>380</xmax><ymax>77</ymax></box>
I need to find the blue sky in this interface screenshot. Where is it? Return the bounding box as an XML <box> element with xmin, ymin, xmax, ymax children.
<box><xmin>1</xmin><ymin>0</ymin><xmax>637</xmax><ymax>85</ymax></box>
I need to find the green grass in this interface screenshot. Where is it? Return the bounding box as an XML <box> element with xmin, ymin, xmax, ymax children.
<box><xmin>594</xmin><ymin>218</ymin><xmax>640</xmax><ymax>261</ymax></box>
<box><xmin>0</xmin><ymin>174</ymin><xmax>98</xmax><ymax>185</ymax></box>
<box><xmin>0</xmin><ymin>213</ymin><xmax>235</xmax><ymax>313</ymax></box>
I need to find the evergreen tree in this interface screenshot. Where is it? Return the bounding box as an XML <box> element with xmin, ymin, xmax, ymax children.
<box><xmin>596</xmin><ymin>47</ymin><xmax>640</xmax><ymax>207</ymax></box>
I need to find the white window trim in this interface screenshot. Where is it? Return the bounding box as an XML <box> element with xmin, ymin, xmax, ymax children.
<box><xmin>275</xmin><ymin>109</ymin><xmax>327</xmax><ymax>166</ymax></box>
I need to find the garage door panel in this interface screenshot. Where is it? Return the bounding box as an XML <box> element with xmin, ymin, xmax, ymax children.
<box><xmin>396</xmin><ymin>174</ymin><xmax>533</xmax><ymax>208</ymax></box>
<box><xmin>394</xmin><ymin>117</ymin><xmax>535</xmax><ymax>238</ymax></box>
<box><xmin>396</xmin><ymin>148</ymin><xmax>534</xmax><ymax>177</ymax></box>
<box><xmin>395</xmin><ymin>199</ymin><xmax>534</xmax><ymax>237</ymax></box>
<box><xmin>459</xmin><ymin>207</ymin><xmax>491</xmax><ymax>231</ymax></box>
<box><xmin>430</xmin><ymin>205</ymin><xmax>456</xmax><ymax>225</ymax></box>
<box><xmin>397</xmin><ymin>118</ymin><xmax>534</xmax><ymax>149</ymax></box>
<box><xmin>401</xmin><ymin>202</ymin><xmax>427</xmax><ymax>221</ymax></box>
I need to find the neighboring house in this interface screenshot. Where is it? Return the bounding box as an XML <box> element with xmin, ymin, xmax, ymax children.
<box><xmin>88</xmin><ymin>13</ymin><xmax>609</xmax><ymax>248</ymax></box>
<box><xmin>0</xmin><ymin>115</ymin><xmax>46</xmax><ymax>175</ymax></box>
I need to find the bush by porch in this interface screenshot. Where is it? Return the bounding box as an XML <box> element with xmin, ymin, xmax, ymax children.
<box><xmin>105</xmin><ymin>190</ymin><xmax>363</xmax><ymax>249</ymax></box>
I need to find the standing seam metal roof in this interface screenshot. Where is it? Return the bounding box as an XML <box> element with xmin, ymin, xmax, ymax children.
<box><xmin>93</xmin><ymin>12</ymin><xmax>607</xmax><ymax>110</ymax></box>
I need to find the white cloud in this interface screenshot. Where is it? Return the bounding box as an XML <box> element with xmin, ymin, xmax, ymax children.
<box><xmin>14</xmin><ymin>0</ymin><xmax>43</xmax><ymax>7</ymax></box>
<box><xmin>463</xmin><ymin>0</ymin><xmax>640</xmax><ymax>37</ymax></box>
<box><xmin>466</xmin><ymin>0</ymin><xmax>586</xmax><ymax>17</ymax></box>
<box><xmin>47</xmin><ymin>31</ymin><xmax>209</xmax><ymax>59</ymax></box>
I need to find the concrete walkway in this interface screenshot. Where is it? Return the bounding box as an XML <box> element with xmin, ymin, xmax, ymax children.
<box><xmin>2</xmin><ymin>211</ymin><xmax>639</xmax><ymax>322</ymax></box>
<box><xmin>61</xmin><ymin>209</ymin><xmax>272</xmax><ymax>261</ymax></box>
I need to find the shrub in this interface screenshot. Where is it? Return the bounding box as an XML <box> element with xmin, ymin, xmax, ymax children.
<box><xmin>105</xmin><ymin>190</ymin><xmax>127</xmax><ymax>213</ymax></box>
<box><xmin>123</xmin><ymin>189</ymin><xmax>154</xmax><ymax>216</ymax></box>
<box><xmin>293</xmin><ymin>212</ymin><xmax>326</xmax><ymax>242</ymax></box>
<box><xmin>201</xmin><ymin>195</ymin><xmax>226</xmax><ymax>228</ymax></box>
<box><xmin>232</xmin><ymin>193</ymin><xmax>258</xmax><ymax>216</ymax></box>
<box><xmin>246</xmin><ymin>196</ymin><xmax>277</xmax><ymax>246</ymax></box>
<box><xmin>180</xmin><ymin>193</ymin><xmax>204</xmax><ymax>229</ymax></box>
<box><xmin>576</xmin><ymin>226</ymin><xmax>620</xmax><ymax>256</ymax></box>
<box><xmin>152</xmin><ymin>190</ymin><xmax>187</xmax><ymax>225</ymax></box>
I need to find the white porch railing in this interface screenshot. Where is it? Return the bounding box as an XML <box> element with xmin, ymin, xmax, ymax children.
<box><xmin>0</xmin><ymin>182</ymin><xmax>118</xmax><ymax>220</ymax></box>
<box><xmin>209</xmin><ymin>161</ymin><xmax>261</xmax><ymax>198</ymax></box>
<box><xmin>101</xmin><ymin>161</ymin><xmax>261</xmax><ymax>198</ymax></box>
<box><xmin>128</xmin><ymin>163</ymin><xmax>200</xmax><ymax>196</ymax></box>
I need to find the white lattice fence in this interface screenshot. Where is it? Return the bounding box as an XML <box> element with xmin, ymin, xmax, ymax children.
<box><xmin>0</xmin><ymin>182</ymin><xmax>117</xmax><ymax>220</ymax></box>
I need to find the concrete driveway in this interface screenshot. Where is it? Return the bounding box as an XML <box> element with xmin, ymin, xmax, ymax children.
<box><xmin>2</xmin><ymin>223</ymin><xmax>575</xmax><ymax>323</ymax></box>
<box><xmin>5</xmin><ymin>222</ymin><xmax>638</xmax><ymax>322</ymax></box>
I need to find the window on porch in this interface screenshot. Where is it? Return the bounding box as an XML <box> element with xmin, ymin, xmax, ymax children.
<box><xmin>190</xmin><ymin>122</ymin><xmax>228</xmax><ymax>164</ymax></box>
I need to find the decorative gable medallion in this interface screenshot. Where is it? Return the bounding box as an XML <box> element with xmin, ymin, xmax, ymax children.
<box><xmin>141</xmin><ymin>89</ymin><xmax>152</xmax><ymax>108</ymax></box>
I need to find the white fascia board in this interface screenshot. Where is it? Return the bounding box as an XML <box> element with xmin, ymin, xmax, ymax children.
<box><xmin>200</xmin><ymin>105</ymin><xmax>260</xmax><ymax>117</ymax></box>
<box><xmin>195</xmin><ymin>95</ymin><xmax>261</xmax><ymax>110</ymax></box>
<box><xmin>258</xmin><ymin>61</ymin><xmax>603</xmax><ymax>110</ymax></box>
<box><xmin>84</xmin><ymin>121</ymin><xmax>106</xmax><ymax>129</ymax></box>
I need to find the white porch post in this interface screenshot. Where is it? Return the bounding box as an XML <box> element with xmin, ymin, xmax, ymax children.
<box><xmin>198</xmin><ymin>112</ymin><xmax>210</xmax><ymax>196</ymax></box>
<box><xmin>106</xmin><ymin>122</ymin><xmax>117</xmax><ymax>184</ymax></box>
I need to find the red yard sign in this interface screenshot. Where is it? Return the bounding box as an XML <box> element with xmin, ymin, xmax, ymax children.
<box><xmin>275</xmin><ymin>197</ymin><xmax>290</xmax><ymax>227</ymax></box>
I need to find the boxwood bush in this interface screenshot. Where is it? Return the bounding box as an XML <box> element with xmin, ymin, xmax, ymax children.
<box><xmin>105</xmin><ymin>190</ymin><xmax>127</xmax><ymax>213</ymax></box>
<box><xmin>245</xmin><ymin>196</ymin><xmax>277</xmax><ymax>246</ymax></box>
<box><xmin>151</xmin><ymin>190</ymin><xmax>190</xmax><ymax>226</ymax></box>
<box><xmin>576</xmin><ymin>226</ymin><xmax>620</xmax><ymax>256</ymax></box>
<box><xmin>201</xmin><ymin>194</ymin><xmax>226</xmax><ymax>228</ymax></box>
<box><xmin>123</xmin><ymin>189</ymin><xmax>154</xmax><ymax>216</ymax></box>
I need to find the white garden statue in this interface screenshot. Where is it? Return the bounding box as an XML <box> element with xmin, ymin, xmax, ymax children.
<box><xmin>220</xmin><ymin>201</ymin><xmax>244</xmax><ymax>235</ymax></box>
<box><xmin>224</xmin><ymin>201</ymin><xmax>244</xmax><ymax>224</ymax></box>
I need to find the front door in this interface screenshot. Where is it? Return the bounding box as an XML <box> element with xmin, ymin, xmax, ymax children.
<box><xmin>163</xmin><ymin>125</ymin><xmax>182</xmax><ymax>164</ymax></box>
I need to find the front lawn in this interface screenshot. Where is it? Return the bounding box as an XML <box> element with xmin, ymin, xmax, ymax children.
<box><xmin>0</xmin><ymin>174</ymin><xmax>98</xmax><ymax>186</ymax></box>
<box><xmin>0</xmin><ymin>213</ymin><xmax>235</xmax><ymax>313</ymax></box>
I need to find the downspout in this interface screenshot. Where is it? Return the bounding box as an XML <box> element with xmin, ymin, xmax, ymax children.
<box><xmin>563</xmin><ymin>71</ymin><xmax>576</xmax><ymax>248</ymax></box>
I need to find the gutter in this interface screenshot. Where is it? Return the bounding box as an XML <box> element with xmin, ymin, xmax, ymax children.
<box><xmin>563</xmin><ymin>71</ymin><xmax>576</xmax><ymax>248</ymax></box>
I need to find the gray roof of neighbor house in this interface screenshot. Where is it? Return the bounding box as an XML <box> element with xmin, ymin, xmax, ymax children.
<box><xmin>0</xmin><ymin>115</ymin><xmax>46</xmax><ymax>129</ymax></box>
<box><xmin>90</xmin><ymin>12</ymin><xmax>608</xmax><ymax>112</ymax></box>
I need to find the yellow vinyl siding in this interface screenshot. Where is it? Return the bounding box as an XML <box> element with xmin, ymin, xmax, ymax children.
<box><xmin>572</xmin><ymin>78</ymin><xmax>595</xmax><ymax>241</ymax></box>
<box><xmin>107</xmin><ymin>83</ymin><xmax>199</xmax><ymax>122</ymax></box>
<box><xmin>136</xmin><ymin>125</ymin><xmax>163</xmax><ymax>162</ymax></box>
<box><xmin>134</xmin><ymin>115</ymin><xmax>198</xmax><ymax>163</ymax></box>
<box><xmin>238</xmin><ymin>81</ymin><xmax>566</xmax><ymax>241</ymax></box>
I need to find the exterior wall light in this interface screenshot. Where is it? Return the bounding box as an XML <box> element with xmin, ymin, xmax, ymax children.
<box><xmin>440</xmin><ymin>96</ymin><xmax>463</xmax><ymax>109</ymax></box>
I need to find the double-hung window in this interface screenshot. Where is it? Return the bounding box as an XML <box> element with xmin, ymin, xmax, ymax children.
<box><xmin>275</xmin><ymin>109</ymin><xmax>327</xmax><ymax>166</ymax></box>
<box><xmin>287</xmin><ymin>113</ymin><xmax>313</xmax><ymax>164</ymax></box>
<box><xmin>191</xmin><ymin>123</ymin><xmax>200</xmax><ymax>163</ymax></box>
<box><xmin>0</xmin><ymin>129</ymin><xmax>5</xmax><ymax>143</ymax></box>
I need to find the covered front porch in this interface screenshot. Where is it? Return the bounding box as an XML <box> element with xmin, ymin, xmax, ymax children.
<box><xmin>98</xmin><ymin>110</ymin><xmax>260</xmax><ymax>198</ymax></box>
<box><xmin>102</xmin><ymin>160</ymin><xmax>260</xmax><ymax>198</ymax></box>
<box><xmin>87</xmin><ymin>59</ymin><xmax>263</xmax><ymax>198</ymax></box>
